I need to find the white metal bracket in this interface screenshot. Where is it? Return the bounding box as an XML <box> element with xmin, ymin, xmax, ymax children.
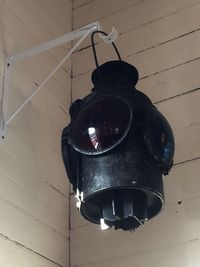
<box><xmin>0</xmin><ymin>21</ymin><xmax>118</xmax><ymax>140</ymax></box>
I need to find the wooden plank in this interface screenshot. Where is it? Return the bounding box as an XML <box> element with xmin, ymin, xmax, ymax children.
<box><xmin>72</xmin><ymin>240</ymin><xmax>200</xmax><ymax>267</ymax></box>
<box><xmin>0</xmin><ymin>52</ymin><xmax>4</xmax><ymax>103</ymax></box>
<box><xmin>70</xmin><ymin>158</ymin><xmax>200</xmax><ymax>229</ymax></box>
<box><xmin>0</xmin><ymin>39</ymin><xmax>70</xmax><ymax>115</ymax></box>
<box><xmin>72</xmin><ymin>58</ymin><xmax>200</xmax><ymax>103</ymax></box>
<box><xmin>30</xmin><ymin>84</ymin><xmax>70</xmax><ymax>131</ymax></box>
<box><xmin>72</xmin><ymin>29</ymin><xmax>200</xmax><ymax>110</ymax></box>
<box><xmin>25</xmin><ymin>0</ymin><xmax>70</xmax><ymax>36</ymax></box>
<box><xmin>174</xmin><ymin>123</ymin><xmax>200</xmax><ymax>163</ymax></box>
<box><xmin>0</xmin><ymin>197</ymin><xmax>69</xmax><ymax>266</ymax></box>
<box><xmin>72</xmin><ymin>2</ymin><xmax>200</xmax><ymax>76</ymax></box>
<box><xmin>130</xmin><ymin>31</ymin><xmax>200</xmax><ymax>79</ymax></box>
<box><xmin>0</xmin><ymin>28</ymin><xmax>70</xmax><ymax>110</ymax></box>
<box><xmin>70</xmin><ymin>197</ymin><xmax>200</xmax><ymax>266</ymax></box>
<box><xmin>95</xmin><ymin>0</ymin><xmax>200</xmax><ymax>34</ymax></box>
<box><xmin>11</xmin><ymin>61</ymin><xmax>71</xmax><ymax>114</ymax></box>
<box><xmin>0</xmin><ymin>146</ymin><xmax>68</xmax><ymax>212</ymax></box>
<box><xmin>0</xmin><ymin>51</ymin><xmax>4</xmax><ymax>75</ymax></box>
<box><xmin>0</xmin><ymin>235</ymin><xmax>64</xmax><ymax>267</ymax></box>
<box><xmin>4</xmin><ymin>51</ymin><xmax>70</xmax><ymax>131</ymax></box>
<box><xmin>73</xmin><ymin>28</ymin><xmax>200</xmax><ymax>78</ymax></box>
<box><xmin>5</xmin><ymin>77</ymin><xmax>67</xmax><ymax>155</ymax></box>
<box><xmin>73</xmin><ymin>0</ymin><xmax>142</xmax><ymax>28</ymax></box>
<box><xmin>0</xmin><ymin>129</ymin><xmax>68</xmax><ymax>196</ymax></box>
<box><xmin>0</xmin><ymin>0</ymin><xmax>71</xmax><ymax>266</ymax></box>
<box><xmin>73</xmin><ymin>0</ymin><xmax>93</xmax><ymax>9</ymax></box>
<box><xmin>73</xmin><ymin>0</ymin><xmax>200</xmax><ymax>47</ymax></box>
<box><xmin>25</xmin><ymin>0</ymin><xmax>70</xmax><ymax>66</ymax></box>
<box><xmin>9</xmin><ymin>70</ymin><xmax>69</xmax><ymax>132</ymax></box>
<box><xmin>41</xmin><ymin>0</ymin><xmax>72</xmax><ymax>31</ymax></box>
<box><xmin>0</xmin><ymin>170</ymin><xmax>69</xmax><ymax>236</ymax></box>
<box><xmin>156</xmin><ymin>89</ymin><xmax>200</xmax><ymax>130</ymax></box>
<box><xmin>2</xmin><ymin>76</ymin><xmax>69</xmax><ymax>192</ymax></box>
<box><xmin>0</xmin><ymin>2</ymin><xmax>70</xmax><ymax>193</ymax></box>
<box><xmin>0</xmin><ymin>1</ymin><xmax>70</xmax><ymax>80</ymax></box>
<box><xmin>17</xmin><ymin>54</ymin><xmax>68</xmax><ymax>93</ymax></box>
<box><xmin>72</xmin><ymin>72</ymin><xmax>91</xmax><ymax>101</ymax></box>
<box><xmin>4</xmin><ymin>0</ymin><xmax>69</xmax><ymax>53</ymax></box>
<box><xmin>9</xmin><ymin>102</ymin><xmax>64</xmax><ymax>161</ymax></box>
<box><xmin>138</xmin><ymin>58</ymin><xmax>200</xmax><ymax>103</ymax></box>
<box><xmin>164</xmin><ymin>159</ymin><xmax>200</xmax><ymax>204</ymax></box>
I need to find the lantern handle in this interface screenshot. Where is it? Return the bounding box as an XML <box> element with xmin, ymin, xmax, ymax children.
<box><xmin>91</xmin><ymin>30</ymin><xmax>122</xmax><ymax>68</ymax></box>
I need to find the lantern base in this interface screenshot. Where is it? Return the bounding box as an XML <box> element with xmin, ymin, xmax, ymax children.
<box><xmin>80</xmin><ymin>188</ymin><xmax>164</xmax><ymax>231</ymax></box>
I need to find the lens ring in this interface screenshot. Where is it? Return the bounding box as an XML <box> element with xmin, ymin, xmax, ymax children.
<box><xmin>69</xmin><ymin>95</ymin><xmax>133</xmax><ymax>155</ymax></box>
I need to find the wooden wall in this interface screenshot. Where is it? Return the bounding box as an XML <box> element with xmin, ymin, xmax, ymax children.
<box><xmin>0</xmin><ymin>1</ymin><xmax>72</xmax><ymax>266</ymax></box>
<box><xmin>70</xmin><ymin>0</ymin><xmax>200</xmax><ymax>266</ymax></box>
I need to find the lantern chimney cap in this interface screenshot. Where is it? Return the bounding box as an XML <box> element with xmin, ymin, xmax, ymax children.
<box><xmin>91</xmin><ymin>60</ymin><xmax>139</xmax><ymax>87</ymax></box>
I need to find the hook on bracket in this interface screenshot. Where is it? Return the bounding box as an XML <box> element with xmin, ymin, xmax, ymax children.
<box><xmin>99</xmin><ymin>27</ymin><xmax>118</xmax><ymax>43</ymax></box>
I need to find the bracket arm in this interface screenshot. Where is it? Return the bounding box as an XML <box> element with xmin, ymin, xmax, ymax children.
<box><xmin>0</xmin><ymin>21</ymin><xmax>118</xmax><ymax>140</ymax></box>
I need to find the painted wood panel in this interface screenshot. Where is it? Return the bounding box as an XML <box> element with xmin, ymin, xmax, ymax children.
<box><xmin>0</xmin><ymin>130</ymin><xmax>67</xmax><ymax>194</ymax></box>
<box><xmin>0</xmin><ymin>145</ymin><xmax>63</xmax><ymax>201</ymax></box>
<box><xmin>73</xmin><ymin>0</ymin><xmax>200</xmax><ymax>30</ymax></box>
<box><xmin>138</xmin><ymin>58</ymin><xmax>200</xmax><ymax>103</ymax></box>
<box><xmin>73</xmin><ymin>0</ymin><xmax>95</xmax><ymax>9</ymax></box>
<box><xmin>0</xmin><ymin>1</ymin><xmax>71</xmax><ymax>74</ymax></box>
<box><xmin>72</xmin><ymin>2</ymin><xmax>200</xmax><ymax>76</ymax></box>
<box><xmin>7</xmin><ymin>67</ymin><xmax>69</xmax><ymax>133</ymax></box>
<box><xmin>73</xmin><ymin>0</ymin><xmax>142</xmax><ymax>28</ymax></box>
<box><xmin>73</xmin><ymin>28</ymin><xmax>200</xmax><ymax>78</ymax></box>
<box><xmin>3</xmin><ymin>0</ymin><xmax>70</xmax><ymax>57</ymax></box>
<box><xmin>0</xmin><ymin>0</ymin><xmax>71</xmax><ymax>266</ymax></box>
<box><xmin>41</xmin><ymin>0</ymin><xmax>72</xmax><ymax>31</ymax></box>
<box><xmin>0</xmin><ymin>196</ymin><xmax>69</xmax><ymax>266</ymax></box>
<box><xmin>0</xmin><ymin>5</ymin><xmax>71</xmax><ymax>111</ymax></box>
<box><xmin>70</xmin><ymin>197</ymin><xmax>200</xmax><ymax>266</ymax></box>
<box><xmin>25</xmin><ymin>0</ymin><xmax>70</xmax><ymax>37</ymax></box>
<box><xmin>0</xmin><ymin>235</ymin><xmax>62</xmax><ymax>267</ymax></box>
<box><xmin>0</xmin><ymin>168</ymin><xmax>68</xmax><ymax>236</ymax></box>
<box><xmin>0</xmin><ymin>146</ymin><xmax>69</xmax><ymax>220</ymax></box>
<box><xmin>9</xmin><ymin>61</ymin><xmax>70</xmax><ymax>127</ymax></box>
<box><xmin>73</xmin><ymin>240</ymin><xmax>200</xmax><ymax>267</ymax></box>
<box><xmin>72</xmin><ymin>57</ymin><xmax>200</xmax><ymax>104</ymax></box>
<box><xmin>73</xmin><ymin>0</ymin><xmax>200</xmax><ymax>48</ymax></box>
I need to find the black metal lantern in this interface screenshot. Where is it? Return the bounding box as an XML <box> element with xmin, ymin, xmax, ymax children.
<box><xmin>61</xmin><ymin>31</ymin><xmax>175</xmax><ymax>231</ymax></box>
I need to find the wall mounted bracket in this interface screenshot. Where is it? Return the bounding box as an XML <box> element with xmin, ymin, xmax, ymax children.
<box><xmin>0</xmin><ymin>21</ymin><xmax>118</xmax><ymax>140</ymax></box>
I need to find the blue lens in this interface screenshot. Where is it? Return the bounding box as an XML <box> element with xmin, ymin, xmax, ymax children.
<box><xmin>142</xmin><ymin>107</ymin><xmax>175</xmax><ymax>168</ymax></box>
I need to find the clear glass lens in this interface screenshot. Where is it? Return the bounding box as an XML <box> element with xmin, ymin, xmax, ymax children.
<box><xmin>70</xmin><ymin>96</ymin><xmax>131</xmax><ymax>154</ymax></box>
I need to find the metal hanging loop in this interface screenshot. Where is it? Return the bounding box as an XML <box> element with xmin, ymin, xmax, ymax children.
<box><xmin>91</xmin><ymin>30</ymin><xmax>122</xmax><ymax>68</ymax></box>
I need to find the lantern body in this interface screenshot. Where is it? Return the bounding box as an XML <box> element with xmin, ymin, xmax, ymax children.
<box><xmin>62</xmin><ymin>61</ymin><xmax>174</xmax><ymax>230</ymax></box>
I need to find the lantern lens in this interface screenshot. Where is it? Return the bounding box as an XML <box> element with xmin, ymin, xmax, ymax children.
<box><xmin>143</xmin><ymin>107</ymin><xmax>175</xmax><ymax>167</ymax></box>
<box><xmin>70</xmin><ymin>96</ymin><xmax>132</xmax><ymax>155</ymax></box>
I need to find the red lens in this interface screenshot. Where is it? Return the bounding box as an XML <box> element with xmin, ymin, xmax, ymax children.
<box><xmin>70</xmin><ymin>96</ymin><xmax>132</xmax><ymax>155</ymax></box>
